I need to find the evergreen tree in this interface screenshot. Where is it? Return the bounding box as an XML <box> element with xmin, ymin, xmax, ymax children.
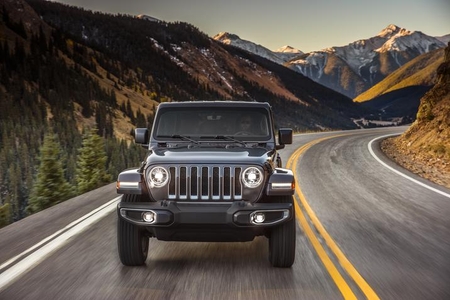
<box><xmin>126</xmin><ymin>99</ymin><xmax>134</xmax><ymax>122</ymax></box>
<box><xmin>0</xmin><ymin>203</ymin><xmax>11</xmax><ymax>229</ymax></box>
<box><xmin>27</xmin><ymin>133</ymin><xmax>74</xmax><ymax>214</ymax></box>
<box><xmin>135</xmin><ymin>108</ymin><xmax>147</xmax><ymax>127</ymax></box>
<box><xmin>76</xmin><ymin>128</ymin><xmax>112</xmax><ymax>194</ymax></box>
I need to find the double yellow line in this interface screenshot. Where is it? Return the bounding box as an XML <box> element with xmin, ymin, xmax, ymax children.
<box><xmin>286</xmin><ymin>136</ymin><xmax>380</xmax><ymax>300</ymax></box>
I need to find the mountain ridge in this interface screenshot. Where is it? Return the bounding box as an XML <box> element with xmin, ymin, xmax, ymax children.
<box><xmin>214</xmin><ymin>24</ymin><xmax>448</xmax><ymax>99</ymax></box>
<box><xmin>213</xmin><ymin>32</ymin><xmax>303</xmax><ymax>65</ymax></box>
<box><xmin>287</xmin><ymin>24</ymin><xmax>446</xmax><ymax>98</ymax></box>
<box><xmin>356</xmin><ymin>48</ymin><xmax>444</xmax><ymax>102</ymax></box>
<box><xmin>355</xmin><ymin>48</ymin><xmax>444</xmax><ymax>121</ymax></box>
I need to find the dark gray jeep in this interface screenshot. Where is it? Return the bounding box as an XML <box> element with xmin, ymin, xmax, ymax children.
<box><xmin>116</xmin><ymin>101</ymin><xmax>296</xmax><ymax>267</ymax></box>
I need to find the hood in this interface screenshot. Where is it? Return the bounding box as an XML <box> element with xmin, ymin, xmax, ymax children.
<box><xmin>146</xmin><ymin>146</ymin><xmax>274</xmax><ymax>166</ymax></box>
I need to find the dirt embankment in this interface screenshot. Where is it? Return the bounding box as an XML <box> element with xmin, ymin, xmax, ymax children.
<box><xmin>381</xmin><ymin>137</ymin><xmax>450</xmax><ymax>189</ymax></box>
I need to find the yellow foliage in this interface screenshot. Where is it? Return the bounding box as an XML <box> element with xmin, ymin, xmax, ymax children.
<box><xmin>66</xmin><ymin>39</ymin><xmax>74</xmax><ymax>49</ymax></box>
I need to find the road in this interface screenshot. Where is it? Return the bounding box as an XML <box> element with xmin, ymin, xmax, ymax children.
<box><xmin>1</xmin><ymin>127</ymin><xmax>449</xmax><ymax>299</ymax></box>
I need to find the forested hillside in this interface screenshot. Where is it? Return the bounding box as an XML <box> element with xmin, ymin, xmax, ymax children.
<box><xmin>25</xmin><ymin>0</ymin><xmax>370</xmax><ymax>129</ymax></box>
<box><xmin>0</xmin><ymin>0</ymin><xmax>147</xmax><ymax>227</ymax></box>
<box><xmin>0</xmin><ymin>0</ymin><xmax>371</xmax><ymax>228</ymax></box>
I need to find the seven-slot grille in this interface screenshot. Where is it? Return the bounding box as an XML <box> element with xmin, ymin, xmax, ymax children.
<box><xmin>168</xmin><ymin>166</ymin><xmax>243</xmax><ymax>201</ymax></box>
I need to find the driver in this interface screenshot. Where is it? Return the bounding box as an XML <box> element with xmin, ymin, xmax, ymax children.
<box><xmin>236</xmin><ymin>115</ymin><xmax>253</xmax><ymax>135</ymax></box>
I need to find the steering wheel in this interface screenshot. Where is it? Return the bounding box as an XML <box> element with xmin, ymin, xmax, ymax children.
<box><xmin>235</xmin><ymin>131</ymin><xmax>253</xmax><ymax>135</ymax></box>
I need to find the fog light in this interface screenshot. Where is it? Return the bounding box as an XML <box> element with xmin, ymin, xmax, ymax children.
<box><xmin>252</xmin><ymin>212</ymin><xmax>265</xmax><ymax>224</ymax></box>
<box><xmin>142</xmin><ymin>211</ymin><xmax>156</xmax><ymax>223</ymax></box>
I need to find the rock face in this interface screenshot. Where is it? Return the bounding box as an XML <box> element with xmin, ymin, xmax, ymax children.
<box><xmin>382</xmin><ymin>42</ymin><xmax>450</xmax><ymax>188</ymax></box>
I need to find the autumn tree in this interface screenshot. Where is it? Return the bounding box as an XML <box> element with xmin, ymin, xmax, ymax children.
<box><xmin>27</xmin><ymin>133</ymin><xmax>74</xmax><ymax>214</ymax></box>
<box><xmin>76</xmin><ymin>128</ymin><xmax>112</xmax><ymax>194</ymax></box>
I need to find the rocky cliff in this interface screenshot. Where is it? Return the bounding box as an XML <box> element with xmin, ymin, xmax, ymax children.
<box><xmin>382</xmin><ymin>42</ymin><xmax>450</xmax><ymax>188</ymax></box>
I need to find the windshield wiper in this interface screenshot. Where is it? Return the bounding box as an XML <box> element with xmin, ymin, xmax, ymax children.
<box><xmin>171</xmin><ymin>135</ymin><xmax>200</xmax><ymax>144</ymax></box>
<box><xmin>214</xmin><ymin>135</ymin><xmax>246</xmax><ymax>146</ymax></box>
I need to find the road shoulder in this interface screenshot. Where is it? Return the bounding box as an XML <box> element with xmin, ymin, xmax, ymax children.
<box><xmin>381</xmin><ymin>136</ymin><xmax>450</xmax><ymax>189</ymax></box>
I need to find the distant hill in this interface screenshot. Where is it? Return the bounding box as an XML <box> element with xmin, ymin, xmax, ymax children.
<box><xmin>355</xmin><ymin>48</ymin><xmax>444</xmax><ymax>120</ymax></box>
<box><xmin>356</xmin><ymin>49</ymin><xmax>444</xmax><ymax>101</ymax></box>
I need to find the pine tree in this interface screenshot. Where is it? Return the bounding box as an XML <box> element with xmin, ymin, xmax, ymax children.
<box><xmin>76</xmin><ymin>128</ymin><xmax>112</xmax><ymax>194</ymax></box>
<box><xmin>0</xmin><ymin>203</ymin><xmax>11</xmax><ymax>228</ymax></box>
<box><xmin>27</xmin><ymin>133</ymin><xmax>74</xmax><ymax>214</ymax></box>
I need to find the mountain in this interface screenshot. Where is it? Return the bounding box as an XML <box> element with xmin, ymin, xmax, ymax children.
<box><xmin>355</xmin><ymin>48</ymin><xmax>445</xmax><ymax>120</ymax></box>
<box><xmin>381</xmin><ymin>42</ymin><xmax>450</xmax><ymax>188</ymax></box>
<box><xmin>214</xmin><ymin>25</ymin><xmax>447</xmax><ymax>99</ymax></box>
<box><xmin>213</xmin><ymin>32</ymin><xmax>303</xmax><ymax>65</ymax></box>
<box><xmin>285</xmin><ymin>25</ymin><xmax>446</xmax><ymax>99</ymax></box>
<box><xmin>275</xmin><ymin>45</ymin><xmax>304</xmax><ymax>63</ymax></box>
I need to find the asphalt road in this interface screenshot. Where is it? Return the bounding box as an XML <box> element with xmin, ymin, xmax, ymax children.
<box><xmin>1</xmin><ymin>127</ymin><xmax>449</xmax><ymax>299</ymax></box>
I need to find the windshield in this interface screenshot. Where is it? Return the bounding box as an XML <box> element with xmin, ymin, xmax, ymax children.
<box><xmin>154</xmin><ymin>107</ymin><xmax>271</xmax><ymax>141</ymax></box>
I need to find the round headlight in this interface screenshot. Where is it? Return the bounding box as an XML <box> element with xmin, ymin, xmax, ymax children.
<box><xmin>242</xmin><ymin>167</ymin><xmax>263</xmax><ymax>188</ymax></box>
<box><xmin>148</xmin><ymin>166</ymin><xmax>169</xmax><ymax>188</ymax></box>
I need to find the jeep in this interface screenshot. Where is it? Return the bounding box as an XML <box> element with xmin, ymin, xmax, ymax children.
<box><xmin>116</xmin><ymin>101</ymin><xmax>296</xmax><ymax>267</ymax></box>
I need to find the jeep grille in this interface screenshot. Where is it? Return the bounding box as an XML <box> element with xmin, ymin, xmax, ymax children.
<box><xmin>167</xmin><ymin>166</ymin><xmax>243</xmax><ymax>201</ymax></box>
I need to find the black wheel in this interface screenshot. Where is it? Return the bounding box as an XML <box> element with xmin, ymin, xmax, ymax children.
<box><xmin>269</xmin><ymin>195</ymin><xmax>296</xmax><ymax>267</ymax></box>
<box><xmin>117</xmin><ymin>194</ymin><xmax>149</xmax><ymax>266</ymax></box>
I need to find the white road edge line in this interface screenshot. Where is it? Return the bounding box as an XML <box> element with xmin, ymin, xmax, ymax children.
<box><xmin>0</xmin><ymin>196</ymin><xmax>121</xmax><ymax>271</ymax></box>
<box><xmin>0</xmin><ymin>196</ymin><xmax>120</xmax><ymax>291</ymax></box>
<box><xmin>368</xmin><ymin>134</ymin><xmax>450</xmax><ymax>199</ymax></box>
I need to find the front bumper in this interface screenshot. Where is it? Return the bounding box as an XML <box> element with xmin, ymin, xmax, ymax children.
<box><xmin>118</xmin><ymin>200</ymin><xmax>292</xmax><ymax>228</ymax></box>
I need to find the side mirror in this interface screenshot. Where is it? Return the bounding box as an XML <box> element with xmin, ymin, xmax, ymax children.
<box><xmin>135</xmin><ymin>128</ymin><xmax>149</xmax><ymax>145</ymax></box>
<box><xmin>278</xmin><ymin>128</ymin><xmax>293</xmax><ymax>146</ymax></box>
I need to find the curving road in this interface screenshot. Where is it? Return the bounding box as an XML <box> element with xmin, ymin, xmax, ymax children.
<box><xmin>1</xmin><ymin>127</ymin><xmax>449</xmax><ymax>299</ymax></box>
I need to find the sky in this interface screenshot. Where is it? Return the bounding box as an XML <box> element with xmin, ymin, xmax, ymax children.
<box><xmin>54</xmin><ymin>0</ymin><xmax>450</xmax><ymax>53</ymax></box>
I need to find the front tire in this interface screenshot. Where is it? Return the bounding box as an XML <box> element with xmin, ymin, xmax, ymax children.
<box><xmin>117</xmin><ymin>194</ymin><xmax>149</xmax><ymax>266</ymax></box>
<box><xmin>268</xmin><ymin>195</ymin><xmax>296</xmax><ymax>267</ymax></box>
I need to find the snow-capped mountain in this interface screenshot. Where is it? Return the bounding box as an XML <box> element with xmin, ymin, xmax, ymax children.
<box><xmin>286</xmin><ymin>24</ymin><xmax>446</xmax><ymax>98</ymax></box>
<box><xmin>276</xmin><ymin>45</ymin><xmax>301</xmax><ymax>53</ymax></box>
<box><xmin>213</xmin><ymin>32</ymin><xmax>303</xmax><ymax>64</ymax></box>
<box><xmin>214</xmin><ymin>25</ymin><xmax>447</xmax><ymax>99</ymax></box>
<box><xmin>274</xmin><ymin>45</ymin><xmax>303</xmax><ymax>63</ymax></box>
